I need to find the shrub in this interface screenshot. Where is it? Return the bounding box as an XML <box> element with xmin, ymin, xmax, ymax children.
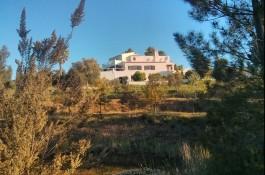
<box><xmin>131</xmin><ymin>71</ymin><xmax>146</xmax><ymax>81</ymax></box>
<box><xmin>205</xmin><ymin>90</ymin><xmax>264</xmax><ymax>175</ymax></box>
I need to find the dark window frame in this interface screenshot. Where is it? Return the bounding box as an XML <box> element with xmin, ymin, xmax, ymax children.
<box><xmin>128</xmin><ymin>65</ymin><xmax>142</xmax><ymax>70</ymax></box>
<box><xmin>144</xmin><ymin>65</ymin><xmax>155</xmax><ymax>70</ymax></box>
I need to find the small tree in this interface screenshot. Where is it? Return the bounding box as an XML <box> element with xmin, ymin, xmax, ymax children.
<box><xmin>145</xmin><ymin>74</ymin><xmax>166</xmax><ymax>113</ymax></box>
<box><xmin>212</xmin><ymin>58</ymin><xmax>237</xmax><ymax>82</ymax></box>
<box><xmin>174</xmin><ymin>33</ymin><xmax>211</xmax><ymax>77</ymax></box>
<box><xmin>148</xmin><ymin>73</ymin><xmax>163</xmax><ymax>82</ymax></box>
<box><xmin>184</xmin><ymin>70</ymin><xmax>194</xmax><ymax>79</ymax></box>
<box><xmin>177</xmin><ymin>73</ymin><xmax>207</xmax><ymax>112</ymax></box>
<box><xmin>167</xmin><ymin>72</ymin><xmax>183</xmax><ymax>86</ymax></box>
<box><xmin>158</xmin><ymin>50</ymin><xmax>167</xmax><ymax>56</ymax></box>
<box><xmin>0</xmin><ymin>2</ymin><xmax>90</xmax><ymax>175</ymax></box>
<box><xmin>62</xmin><ymin>69</ymin><xmax>83</xmax><ymax>114</ymax></box>
<box><xmin>69</xmin><ymin>58</ymin><xmax>100</xmax><ymax>86</ymax></box>
<box><xmin>0</xmin><ymin>46</ymin><xmax>12</xmax><ymax>90</ymax></box>
<box><xmin>144</xmin><ymin>47</ymin><xmax>156</xmax><ymax>56</ymax></box>
<box><xmin>131</xmin><ymin>71</ymin><xmax>146</xmax><ymax>81</ymax></box>
<box><xmin>95</xmin><ymin>79</ymin><xmax>111</xmax><ymax>115</ymax></box>
<box><xmin>119</xmin><ymin>76</ymin><xmax>128</xmax><ymax>85</ymax></box>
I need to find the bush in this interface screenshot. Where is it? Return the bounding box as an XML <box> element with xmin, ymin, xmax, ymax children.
<box><xmin>205</xmin><ymin>90</ymin><xmax>264</xmax><ymax>175</ymax></box>
<box><xmin>177</xmin><ymin>81</ymin><xmax>207</xmax><ymax>98</ymax></box>
<box><xmin>131</xmin><ymin>71</ymin><xmax>146</xmax><ymax>81</ymax></box>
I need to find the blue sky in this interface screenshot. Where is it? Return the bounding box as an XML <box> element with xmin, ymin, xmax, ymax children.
<box><xmin>0</xmin><ymin>0</ymin><xmax>211</xmax><ymax>78</ymax></box>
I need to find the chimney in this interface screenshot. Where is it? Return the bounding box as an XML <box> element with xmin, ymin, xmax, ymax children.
<box><xmin>154</xmin><ymin>49</ymin><xmax>159</xmax><ymax>62</ymax></box>
<box><xmin>154</xmin><ymin>49</ymin><xmax>159</xmax><ymax>57</ymax></box>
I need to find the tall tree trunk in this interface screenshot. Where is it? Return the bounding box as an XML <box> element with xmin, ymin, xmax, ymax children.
<box><xmin>59</xmin><ymin>62</ymin><xmax>63</xmax><ymax>77</ymax></box>
<box><xmin>252</xmin><ymin>0</ymin><xmax>264</xmax><ymax>77</ymax></box>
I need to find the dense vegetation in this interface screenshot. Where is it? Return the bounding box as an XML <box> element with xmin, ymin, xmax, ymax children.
<box><xmin>0</xmin><ymin>0</ymin><xmax>264</xmax><ymax>175</ymax></box>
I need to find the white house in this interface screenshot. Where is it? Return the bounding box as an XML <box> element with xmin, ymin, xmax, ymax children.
<box><xmin>101</xmin><ymin>49</ymin><xmax>175</xmax><ymax>83</ymax></box>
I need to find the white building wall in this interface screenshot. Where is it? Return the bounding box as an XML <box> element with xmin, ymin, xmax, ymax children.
<box><xmin>101</xmin><ymin>50</ymin><xmax>175</xmax><ymax>82</ymax></box>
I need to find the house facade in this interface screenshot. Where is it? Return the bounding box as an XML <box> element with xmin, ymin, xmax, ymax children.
<box><xmin>101</xmin><ymin>50</ymin><xmax>175</xmax><ymax>83</ymax></box>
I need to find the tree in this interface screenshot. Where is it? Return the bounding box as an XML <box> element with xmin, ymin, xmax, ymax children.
<box><xmin>167</xmin><ymin>72</ymin><xmax>183</xmax><ymax>86</ymax></box>
<box><xmin>119</xmin><ymin>85</ymin><xmax>144</xmax><ymax>113</ymax></box>
<box><xmin>69</xmin><ymin>58</ymin><xmax>100</xmax><ymax>86</ymax></box>
<box><xmin>145</xmin><ymin>73</ymin><xmax>166</xmax><ymax>113</ymax></box>
<box><xmin>174</xmin><ymin>1</ymin><xmax>264</xmax><ymax>174</ymax></box>
<box><xmin>125</xmin><ymin>48</ymin><xmax>134</xmax><ymax>53</ymax></box>
<box><xmin>177</xmin><ymin>73</ymin><xmax>207</xmax><ymax>112</ymax></box>
<box><xmin>62</xmin><ymin>69</ymin><xmax>83</xmax><ymax>113</ymax></box>
<box><xmin>174</xmin><ymin>0</ymin><xmax>264</xmax><ymax>79</ymax></box>
<box><xmin>212</xmin><ymin>58</ymin><xmax>236</xmax><ymax>82</ymax></box>
<box><xmin>131</xmin><ymin>71</ymin><xmax>146</xmax><ymax>81</ymax></box>
<box><xmin>0</xmin><ymin>46</ymin><xmax>12</xmax><ymax>89</ymax></box>
<box><xmin>71</xmin><ymin>0</ymin><xmax>86</xmax><ymax>29</ymax></box>
<box><xmin>174</xmin><ymin>64</ymin><xmax>184</xmax><ymax>74</ymax></box>
<box><xmin>148</xmin><ymin>73</ymin><xmax>163</xmax><ymax>82</ymax></box>
<box><xmin>144</xmin><ymin>47</ymin><xmax>167</xmax><ymax>56</ymax></box>
<box><xmin>16</xmin><ymin>0</ymin><xmax>86</xmax><ymax>89</ymax></box>
<box><xmin>158</xmin><ymin>50</ymin><xmax>167</xmax><ymax>56</ymax></box>
<box><xmin>144</xmin><ymin>47</ymin><xmax>156</xmax><ymax>56</ymax></box>
<box><xmin>0</xmin><ymin>1</ymin><xmax>89</xmax><ymax>175</ymax></box>
<box><xmin>174</xmin><ymin>33</ymin><xmax>210</xmax><ymax>77</ymax></box>
<box><xmin>184</xmin><ymin>70</ymin><xmax>195</xmax><ymax>79</ymax></box>
<box><xmin>205</xmin><ymin>91</ymin><xmax>264</xmax><ymax>175</ymax></box>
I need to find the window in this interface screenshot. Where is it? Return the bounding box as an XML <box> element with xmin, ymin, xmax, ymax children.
<box><xmin>128</xmin><ymin>65</ymin><xmax>142</xmax><ymax>70</ymax></box>
<box><xmin>144</xmin><ymin>65</ymin><xmax>155</xmax><ymax>70</ymax></box>
<box><xmin>167</xmin><ymin>65</ymin><xmax>173</xmax><ymax>71</ymax></box>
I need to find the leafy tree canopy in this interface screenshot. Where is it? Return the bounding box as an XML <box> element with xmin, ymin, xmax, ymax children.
<box><xmin>69</xmin><ymin>58</ymin><xmax>100</xmax><ymax>86</ymax></box>
<box><xmin>124</xmin><ymin>48</ymin><xmax>134</xmax><ymax>53</ymax></box>
<box><xmin>131</xmin><ymin>71</ymin><xmax>146</xmax><ymax>81</ymax></box>
<box><xmin>174</xmin><ymin>0</ymin><xmax>264</xmax><ymax>79</ymax></box>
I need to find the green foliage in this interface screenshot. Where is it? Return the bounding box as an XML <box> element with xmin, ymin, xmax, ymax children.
<box><xmin>167</xmin><ymin>72</ymin><xmax>183</xmax><ymax>86</ymax></box>
<box><xmin>205</xmin><ymin>90</ymin><xmax>264</xmax><ymax>175</ymax></box>
<box><xmin>174</xmin><ymin>33</ymin><xmax>210</xmax><ymax>77</ymax></box>
<box><xmin>177</xmin><ymin>71</ymin><xmax>211</xmax><ymax>98</ymax></box>
<box><xmin>175</xmin><ymin>0</ymin><xmax>264</xmax><ymax>79</ymax></box>
<box><xmin>145</xmin><ymin>75</ymin><xmax>167</xmax><ymax>113</ymax></box>
<box><xmin>174</xmin><ymin>3</ymin><xmax>264</xmax><ymax>173</ymax></box>
<box><xmin>158</xmin><ymin>50</ymin><xmax>166</xmax><ymax>56</ymax></box>
<box><xmin>119</xmin><ymin>76</ymin><xmax>128</xmax><ymax>85</ymax></box>
<box><xmin>212</xmin><ymin>58</ymin><xmax>237</xmax><ymax>82</ymax></box>
<box><xmin>144</xmin><ymin>47</ymin><xmax>156</xmax><ymax>56</ymax></box>
<box><xmin>174</xmin><ymin>64</ymin><xmax>184</xmax><ymax>74</ymax></box>
<box><xmin>144</xmin><ymin>47</ymin><xmax>166</xmax><ymax>56</ymax></box>
<box><xmin>184</xmin><ymin>70</ymin><xmax>194</xmax><ymax>79</ymax></box>
<box><xmin>131</xmin><ymin>71</ymin><xmax>146</xmax><ymax>81</ymax></box>
<box><xmin>119</xmin><ymin>85</ymin><xmax>143</xmax><ymax>111</ymax></box>
<box><xmin>177</xmin><ymin>81</ymin><xmax>207</xmax><ymax>98</ymax></box>
<box><xmin>148</xmin><ymin>73</ymin><xmax>163</xmax><ymax>82</ymax></box>
<box><xmin>94</xmin><ymin>79</ymin><xmax>112</xmax><ymax>114</ymax></box>
<box><xmin>124</xmin><ymin>48</ymin><xmax>134</xmax><ymax>53</ymax></box>
<box><xmin>187</xmin><ymin>71</ymin><xmax>201</xmax><ymax>84</ymax></box>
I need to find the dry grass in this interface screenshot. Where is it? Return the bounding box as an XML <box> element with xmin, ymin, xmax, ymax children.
<box><xmin>63</xmin><ymin>112</ymin><xmax>208</xmax><ymax>173</ymax></box>
<box><xmin>76</xmin><ymin>166</ymin><xmax>126</xmax><ymax>175</ymax></box>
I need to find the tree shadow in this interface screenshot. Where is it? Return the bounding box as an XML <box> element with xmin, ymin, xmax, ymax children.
<box><xmin>68</xmin><ymin>114</ymin><xmax>208</xmax><ymax>169</ymax></box>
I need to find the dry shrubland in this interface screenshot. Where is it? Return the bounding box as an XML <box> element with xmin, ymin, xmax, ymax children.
<box><xmin>0</xmin><ymin>1</ymin><xmax>92</xmax><ymax>175</ymax></box>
